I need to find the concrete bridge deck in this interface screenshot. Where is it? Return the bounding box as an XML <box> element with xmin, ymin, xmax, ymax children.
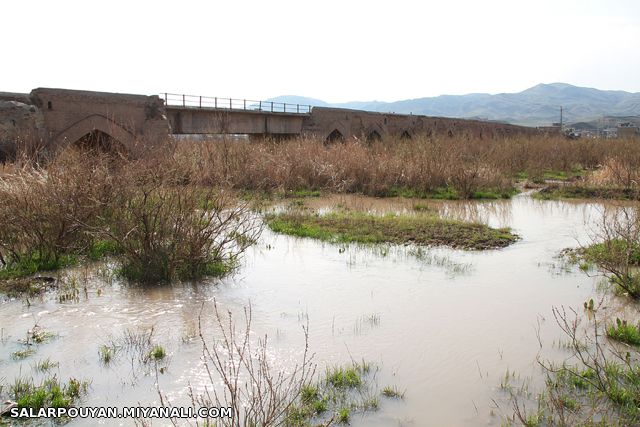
<box><xmin>161</xmin><ymin>92</ymin><xmax>537</xmax><ymax>141</ymax></box>
<box><xmin>0</xmin><ymin>88</ymin><xmax>538</xmax><ymax>156</ymax></box>
<box><xmin>163</xmin><ymin>93</ymin><xmax>310</xmax><ymax>136</ymax></box>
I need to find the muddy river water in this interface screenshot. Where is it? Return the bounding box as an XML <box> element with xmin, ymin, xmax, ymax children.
<box><xmin>0</xmin><ymin>193</ymin><xmax>633</xmax><ymax>426</ymax></box>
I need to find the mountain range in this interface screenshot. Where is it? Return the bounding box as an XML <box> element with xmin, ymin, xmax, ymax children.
<box><xmin>268</xmin><ymin>83</ymin><xmax>640</xmax><ymax>127</ymax></box>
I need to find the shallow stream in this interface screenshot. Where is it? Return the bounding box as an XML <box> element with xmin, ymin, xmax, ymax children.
<box><xmin>0</xmin><ymin>193</ymin><xmax>634</xmax><ymax>426</ymax></box>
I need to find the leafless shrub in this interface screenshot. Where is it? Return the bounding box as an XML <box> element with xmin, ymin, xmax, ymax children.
<box><xmin>580</xmin><ymin>206</ymin><xmax>640</xmax><ymax>298</ymax></box>
<box><xmin>0</xmin><ymin>142</ymin><xmax>262</xmax><ymax>283</ymax></box>
<box><xmin>589</xmin><ymin>157</ymin><xmax>640</xmax><ymax>188</ymax></box>
<box><xmin>159</xmin><ymin>301</ymin><xmax>315</xmax><ymax>427</ymax></box>
<box><xmin>99</xmin><ymin>180</ymin><xmax>260</xmax><ymax>282</ymax></box>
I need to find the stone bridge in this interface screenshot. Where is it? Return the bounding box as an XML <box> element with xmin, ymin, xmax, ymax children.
<box><xmin>0</xmin><ymin>88</ymin><xmax>537</xmax><ymax>155</ymax></box>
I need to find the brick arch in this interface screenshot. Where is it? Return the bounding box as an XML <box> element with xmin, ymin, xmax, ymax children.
<box><xmin>364</xmin><ymin>123</ymin><xmax>384</xmax><ymax>142</ymax></box>
<box><xmin>326</xmin><ymin>128</ymin><xmax>344</xmax><ymax>143</ymax></box>
<box><xmin>53</xmin><ymin>114</ymin><xmax>135</xmax><ymax>150</ymax></box>
<box><xmin>324</xmin><ymin>121</ymin><xmax>349</xmax><ymax>143</ymax></box>
<box><xmin>366</xmin><ymin>129</ymin><xmax>382</xmax><ymax>142</ymax></box>
<box><xmin>400</xmin><ymin>130</ymin><xmax>412</xmax><ymax>140</ymax></box>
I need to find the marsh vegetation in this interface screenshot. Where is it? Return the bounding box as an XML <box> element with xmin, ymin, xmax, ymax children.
<box><xmin>501</xmin><ymin>202</ymin><xmax>640</xmax><ymax>426</ymax></box>
<box><xmin>170</xmin><ymin>134</ymin><xmax>640</xmax><ymax>201</ymax></box>
<box><xmin>0</xmin><ymin>143</ymin><xmax>261</xmax><ymax>285</ymax></box>
<box><xmin>266</xmin><ymin>209</ymin><xmax>518</xmax><ymax>250</ymax></box>
<box><xmin>2</xmin><ymin>133</ymin><xmax>640</xmax><ymax>425</ymax></box>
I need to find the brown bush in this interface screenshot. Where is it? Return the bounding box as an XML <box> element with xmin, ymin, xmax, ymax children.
<box><xmin>173</xmin><ymin>134</ymin><xmax>633</xmax><ymax>198</ymax></box>
<box><xmin>0</xmin><ymin>144</ymin><xmax>262</xmax><ymax>283</ymax></box>
<box><xmin>0</xmin><ymin>148</ymin><xmax>114</xmax><ymax>268</ymax></box>
<box><xmin>96</xmin><ymin>158</ymin><xmax>262</xmax><ymax>283</ymax></box>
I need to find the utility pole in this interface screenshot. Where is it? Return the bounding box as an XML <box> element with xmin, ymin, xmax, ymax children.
<box><xmin>560</xmin><ymin>106</ymin><xmax>563</xmax><ymax>130</ymax></box>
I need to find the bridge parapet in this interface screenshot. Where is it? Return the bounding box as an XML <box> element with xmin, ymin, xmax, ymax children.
<box><xmin>161</xmin><ymin>93</ymin><xmax>312</xmax><ymax>114</ymax></box>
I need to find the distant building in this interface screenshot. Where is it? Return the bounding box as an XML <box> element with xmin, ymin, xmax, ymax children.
<box><xmin>618</xmin><ymin>122</ymin><xmax>639</xmax><ymax>139</ymax></box>
<box><xmin>538</xmin><ymin>124</ymin><xmax>561</xmax><ymax>134</ymax></box>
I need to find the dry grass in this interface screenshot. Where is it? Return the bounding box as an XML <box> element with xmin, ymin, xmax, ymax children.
<box><xmin>171</xmin><ymin>134</ymin><xmax>640</xmax><ymax>199</ymax></box>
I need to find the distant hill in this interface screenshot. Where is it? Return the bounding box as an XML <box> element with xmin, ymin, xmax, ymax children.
<box><xmin>268</xmin><ymin>83</ymin><xmax>640</xmax><ymax>127</ymax></box>
<box><xmin>268</xmin><ymin>95</ymin><xmax>330</xmax><ymax>108</ymax></box>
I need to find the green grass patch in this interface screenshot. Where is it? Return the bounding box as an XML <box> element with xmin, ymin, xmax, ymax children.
<box><xmin>87</xmin><ymin>239</ymin><xmax>121</xmax><ymax>261</ymax></box>
<box><xmin>149</xmin><ymin>345</ymin><xmax>166</xmax><ymax>360</ymax></box>
<box><xmin>412</xmin><ymin>203</ymin><xmax>433</xmax><ymax>212</ymax></box>
<box><xmin>564</xmin><ymin>240</ymin><xmax>640</xmax><ymax>298</ymax></box>
<box><xmin>541</xmin><ymin>169</ymin><xmax>585</xmax><ymax>182</ymax></box>
<box><xmin>33</xmin><ymin>358</ymin><xmax>59</xmax><ymax>373</ymax></box>
<box><xmin>607</xmin><ymin>318</ymin><xmax>640</xmax><ymax>346</ymax></box>
<box><xmin>175</xmin><ymin>260</ymin><xmax>235</xmax><ymax>281</ymax></box>
<box><xmin>507</xmin><ymin>351</ymin><xmax>640</xmax><ymax>424</ymax></box>
<box><xmin>381</xmin><ymin>385</ymin><xmax>405</xmax><ymax>399</ymax></box>
<box><xmin>380</xmin><ymin>185</ymin><xmax>517</xmax><ymax>200</ymax></box>
<box><xmin>12</xmin><ymin>348</ymin><xmax>36</xmax><ymax>360</ymax></box>
<box><xmin>382</xmin><ymin>186</ymin><xmax>458</xmax><ymax>199</ymax></box>
<box><xmin>535</xmin><ymin>185</ymin><xmax>640</xmax><ymax>200</ymax></box>
<box><xmin>284</xmin><ymin>361</ymin><xmax>386</xmax><ymax>426</ymax></box>
<box><xmin>30</xmin><ymin>327</ymin><xmax>56</xmax><ymax>344</ymax></box>
<box><xmin>12</xmin><ymin>377</ymin><xmax>88</xmax><ymax>412</ymax></box>
<box><xmin>519</xmin><ymin>168</ymin><xmax>586</xmax><ymax>183</ymax></box>
<box><xmin>99</xmin><ymin>344</ymin><xmax>115</xmax><ymax>365</ymax></box>
<box><xmin>582</xmin><ymin>240</ymin><xmax>640</xmax><ymax>266</ymax></box>
<box><xmin>300</xmin><ymin>384</ymin><xmax>320</xmax><ymax>404</ymax></box>
<box><xmin>326</xmin><ymin>365</ymin><xmax>363</xmax><ymax>389</ymax></box>
<box><xmin>266</xmin><ymin>210</ymin><xmax>518</xmax><ymax>250</ymax></box>
<box><xmin>285</xmin><ymin>189</ymin><xmax>322</xmax><ymax>198</ymax></box>
<box><xmin>118</xmin><ymin>257</ymin><xmax>234</xmax><ymax>284</ymax></box>
<box><xmin>542</xmin><ymin>170</ymin><xmax>570</xmax><ymax>181</ymax></box>
<box><xmin>0</xmin><ymin>252</ymin><xmax>76</xmax><ymax>281</ymax></box>
<box><xmin>470</xmin><ymin>188</ymin><xmax>519</xmax><ymax>199</ymax></box>
<box><xmin>243</xmin><ymin>189</ymin><xmax>322</xmax><ymax>200</ymax></box>
<box><xmin>337</xmin><ymin>407</ymin><xmax>350</xmax><ymax>424</ymax></box>
<box><xmin>0</xmin><ymin>238</ymin><xmax>157</xmax><ymax>290</ymax></box>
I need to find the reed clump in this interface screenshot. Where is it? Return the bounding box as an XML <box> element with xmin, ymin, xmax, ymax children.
<box><xmin>173</xmin><ymin>134</ymin><xmax>640</xmax><ymax>200</ymax></box>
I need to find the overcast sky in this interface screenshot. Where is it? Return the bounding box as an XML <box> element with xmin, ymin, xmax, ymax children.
<box><xmin>3</xmin><ymin>0</ymin><xmax>639</xmax><ymax>103</ymax></box>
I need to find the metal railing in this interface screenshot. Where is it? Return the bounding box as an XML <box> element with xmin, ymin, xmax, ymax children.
<box><xmin>160</xmin><ymin>93</ymin><xmax>312</xmax><ymax>114</ymax></box>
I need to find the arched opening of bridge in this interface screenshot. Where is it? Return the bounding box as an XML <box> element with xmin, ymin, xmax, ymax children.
<box><xmin>54</xmin><ymin>114</ymin><xmax>135</xmax><ymax>154</ymax></box>
<box><xmin>74</xmin><ymin>130</ymin><xmax>124</xmax><ymax>153</ymax></box>
<box><xmin>366</xmin><ymin>130</ymin><xmax>382</xmax><ymax>143</ymax></box>
<box><xmin>325</xmin><ymin>129</ymin><xmax>344</xmax><ymax>144</ymax></box>
<box><xmin>400</xmin><ymin>130</ymin><xmax>412</xmax><ymax>140</ymax></box>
